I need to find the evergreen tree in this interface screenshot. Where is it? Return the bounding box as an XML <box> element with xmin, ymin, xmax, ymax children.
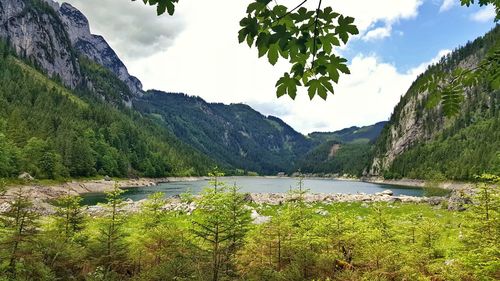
<box><xmin>0</xmin><ymin>187</ymin><xmax>40</xmax><ymax>279</ymax></box>
<box><xmin>54</xmin><ymin>195</ymin><xmax>85</xmax><ymax>238</ymax></box>
<box><xmin>95</xmin><ymin>183</ymin><xmax>128</xmax><ymax>276</ymax></box>
<box><xmin>461</xmin><ymin>174</ymin><xmax>500</xmax><ymax>279</ymax></box>
<box><xmin>191</xmin><ymin>168</ymin><xmax>251</xmax><ymax>281</ymax></box>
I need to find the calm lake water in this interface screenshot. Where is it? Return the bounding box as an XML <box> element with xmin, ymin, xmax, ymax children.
<box><xmin>81</xmin><ymin>177</ymin><xmax>424</xmax><ymax>205</ymax></box>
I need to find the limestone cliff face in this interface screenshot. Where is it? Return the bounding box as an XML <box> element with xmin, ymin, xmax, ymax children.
<box><xmin>369</xmin><ymin>39</ymin><xmax>491</xmax><ymax>176</ymax></box>
<box><xmin>58</xmin><ymin>2</ymin><xmax>143</xmax><ymax>97</ymax></box>
<box><xmin>369</xmin><ymin>92</ymin><xmax>442</xmax><ymax>176</ymax></box>
<box><xmin>0</xmin><ymin>0</ymin><xmax>81</xmax><ymax>88</ymax></box>
<box><xmin>0</xmin><ymin>0</ymin><xmax>143</xmax><ymax>98</ymax></box>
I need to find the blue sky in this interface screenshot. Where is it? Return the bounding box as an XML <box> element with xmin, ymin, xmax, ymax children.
<box><xmin>65</xmin><ymin>0</ymin><xmax>497</xmax><ymax>133</ymax></box>
<box><xmin>343</xmin><ymin>1</ymin><xmax>496</xmax><ymax>72</ymax></box>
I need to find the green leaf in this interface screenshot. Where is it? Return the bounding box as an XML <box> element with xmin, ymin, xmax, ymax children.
<box><xmin>306</xmin><ymin>79</ymin><xmax>328</xmax><ymax>100</ymax></box>
<box><xmin>320</xmin><ymin>34</ymin><xmax>340</xmax><ymax>54</ymax></box>
<box><xmin>441</xmin><ymin>85</ymin><xmax>464</xmax><ymax>117</ymax></box>
<box><xmin>268</xmin><ymin>44</ymin><xmax>279</xmax><ymax>65</ymax></box>
<box><xmin>276</xmin><ymin>73</ymin><xmax>300</xmax><ymax>99</ymax></box>
<box><xmin>326</xmin><ymin>55</ymin><xmax>350</xmax><ymax>83</ymax></box>
<box><xmin>238</xmin><ymin>29</ymin><xmax>248</xmax><ymax>44</ymax></box>
<box><xmin>153</xmin><ymin>0</ymin><xmax>177</xmax><ymax>16</ymax></box>
<box><xmin>336</xmin><ymin>16</ymin><xmax>359</xmax><ymax>44</ymax></box>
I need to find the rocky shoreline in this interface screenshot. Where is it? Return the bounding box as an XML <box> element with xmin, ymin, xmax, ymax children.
<box><xmin>80</xmin><ymin>189</ymin><xmax>457</xmax><ymax>219</ymax></box>
<box><xmin>0</xmin><ymin>176</ymin><xmax>474</xmax><ymax>215</ymax></box>
<box><xmin>361</xmin><ymin>177</ymin><xmax>474</xmax><ymax>191</ymax></box>
<box><xmin>0</xmin><ymin>177</ymin><xmax>208</xmax><ymax>212</ymax></box>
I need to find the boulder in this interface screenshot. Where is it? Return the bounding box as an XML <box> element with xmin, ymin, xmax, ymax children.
<box><xmin>0</xmin><ymin>202</ymin><xmax>11</xmax><ymax>213</ymax></box>
<box><xmin>243</xmin><ymin>193</ymin><xmax>254</xmax><ymax>203</ymax></box>
<box><xmin>251</xmin><ymin>209</ymin><xmax>270</xmax><ymax>224</ymax></box>
<box><xmin>427</xmin><ymin>197</ymin><xmax>443</xmax><ymax>206</ymax></box>
<box><xmin>381</xmin><ymin>189</ymin><xmax>393</xmax><ymax>196</ymax></box>
<box><xmin>388</xmin><ymin>197</ymin><xmax>402</xmax><ymax>203</ymax></box>
<box><xmin>18</xmin><ymin>172</ymin><xmax>34</xmax><ymax>181</ymax></box>
<box><xmin>316</xmin><ymin>209</ymin><xmax>329</xmax><ymax>216</ymax></box>
<box><xmin>447</xmin><ymin>192</ymin><xmax>472</xmax><ymax>211</ymax></box>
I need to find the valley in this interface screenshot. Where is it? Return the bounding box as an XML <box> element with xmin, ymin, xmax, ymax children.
<box><xmin>0</xmin><ymin>0</ymin><xmax>498</xmax><ymax>280</ymax></box>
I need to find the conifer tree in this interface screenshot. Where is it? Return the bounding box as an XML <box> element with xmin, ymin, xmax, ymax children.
<box><xmin>0</xmin><ymin>187</ymin><xmax>39</xmax><ymax>279</ymax></box>
<box><xmin>96</xmin><ymin>183</ymin><xmax>127</xmax><ymax>276</ymax></box>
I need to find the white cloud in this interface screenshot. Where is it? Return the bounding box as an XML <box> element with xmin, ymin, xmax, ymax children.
<box><xmin>470</xmin><ymin>5</ymin><xmax>496</xmax><ymax>22</ymax></box>
<box><xmin>408</xmin><ymin>49</ymin><xmax>451</xmax><ymax>76</ymax></box>
<box><xmin>63</xmin><ymin>0</ymin><xmax>185</xmax><ymax>60</ymax></box>
<box><xmin>363</xmin><ymin>25</ymin><xmax>392</xmax><ymax>41</ymax></box>
<box><xmin>332</xmin><ymin>0</ymin><xmax>423</xmax><ymax>41</ymax></box>
<box><xmin>56</xmin><ymin>0</ymin><xmax>444</xmax><ymax>133</ymax></box>
<box><xmin>439</xmin><ymin>0</ymin><xmax>456</xmax><ymax>12</ymax></box>
<box><xmin>246</xmin><ymin>50</ymin><xmax>451</xmax><ymax>133</ymax></box>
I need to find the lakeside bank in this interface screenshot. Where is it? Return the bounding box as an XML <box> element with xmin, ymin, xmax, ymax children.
<box><xmin>0</xmin><ymin>175</ymin><xmax>475</xmax><ymax>203</ymax></box>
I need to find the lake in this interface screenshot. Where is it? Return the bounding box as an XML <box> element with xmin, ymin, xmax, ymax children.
<box><xmin>81</xmin><ymin>177</ymin><xmax>424</xmax><ymax>205</ymax></box>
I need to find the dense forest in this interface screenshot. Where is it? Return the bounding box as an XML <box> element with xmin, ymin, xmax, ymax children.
<box><xmin>308</xmin><ymin>122</ymin><xmax>387</xmax><ymax>146</ymax></box>
<box><xmin>0</xmin><ymin>173</ymin><xmax>498</xmax><ymax>281</ymax></box>
<box><xmin>134</xmin><ymin>90</ymin><xmax>313</xmax><ymax>175</ymax></box>
<box><xmin>373</xmin><ymin>26</ymin><xmax>500</xmax><ymax>180</ymax></box>
<box><xmin>296</xmin><ymin>141</ymin><xmax>374</xmax><ymax>177</ymax></box>
<box><xmin>385</xmin><ymin>117</ymin><xmax>500</xmax><ymax>180</ymax></box>
<box><xmin>0</xmin><ymin>41</ymin><xmax>212</xmax><ymax>180</ymax></box>
<box><xmin>296</xmin><ymin>123</ymin><xmax>386</xmax><ymax>176</ymax></box>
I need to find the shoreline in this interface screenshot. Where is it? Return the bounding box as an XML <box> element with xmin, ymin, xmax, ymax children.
<box><xmin>360</xmin><ymin>177</ymin><xmax>474</xmax><ymax>191</ymax></box>
<box><xmin>0</xmin><ymin>176</ymin><xmax>209</xmax><ymax>203</ymax></box>
<box><xmin>0</xmin><ymin>176</ymin><xmax>476</xmax><ymax>215</ymax></box>
<box><xmin>0</xmin><ymin>175</ymin><xmax>475</xmax><ymax>205</ymax></box>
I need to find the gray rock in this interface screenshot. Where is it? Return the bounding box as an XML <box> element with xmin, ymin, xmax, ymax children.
<box><xmin>58</xmin><ymin>3</ymin><xmax>143</xmax><ymax>98</ymax></box>
<box><xmin>316</xmin><ymin>209</ymin><xmax>329</xmax><ymax>216</ymax></box>
<box><xmin>427</xmin><ymin>196</ymin><xmax>443</xmax><ymax>206</ymax></box>
<box><xmin>388</xmin><ymin>197</ymin><xmax>402</xmax><ymax>203</ymax></box>
<box><xmin>0</xmin><ymin>0</ymin><xmax>144</xmax><ymax>103</ymax></box>
<box><xmin>0</xmin><ymin>0</ymin><xmax>81</xmax><ymax>88</ymax></box>
<box><xmin>0</xmin><ymin>202</ymin><xmax>11</xmax><ymax>213</ymax></box>
<box><xmin>251</xmin><ymin>209</ymin><xmax>270</xmax><ymax>224</ymax></box>
<box><xmin>447</xmin><ymin>192</ymin><xmax>472</xmax><ymax>211</ymax></box>
<box><xmin>381</xmin><ymin>189</ymin><xmax>394</xmax><ymax>196</ymax></box>
<box><xmin>242</xmin><ymin>193</ymin><xmax>254</xmax><ymax>203</ymax></box>
<box><xmin>18</xmin><ymin>172</ymin><xmax>34</xmax><ymax>181</ymax></box>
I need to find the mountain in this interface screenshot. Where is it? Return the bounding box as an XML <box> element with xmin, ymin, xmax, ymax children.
<box><xmin>308</xmin><ymin>122</ymin><xmax>387</xmax><ymax>145</ymax></box>
<box><xmin>2</xmin><ymin>0</ymin><xmax>381</xmax><ymax>179</ymax></box>
<box><xmin>370</xmin><ymin>26</ymin><xmax>500</xmax><ymax>180</ymax></box>
<box><xmin>0</xmin><ymin>0</ymin><xmax>142</xmax><ymax>104</ymax></box>
<box><xmin>11</xmin><ymin>0</ymin><xmax>488</xmax><ymax>181</ymax></box>
<box><xmin>134</xmin><ymin>90</ymin><xmax>313</xmax><ymax>175</ymax></box>
<box><xmin>58</xmin><ymin>2</ymin><xmax>143</xmax><ymax>98</ymax></box>
<box><xmin>0</xmin><ymin>0</ymin><xmax>213</xmax><ymax>179</ymax></box>
<box><xmin>295</xmin><ymin>122</ymin><xmax>387</xmax><ymax>176</ymax></box>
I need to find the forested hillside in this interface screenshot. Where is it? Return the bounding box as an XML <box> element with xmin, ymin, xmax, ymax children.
<box><xmin>296</xmin><ymin>122</ymin><xmax>386</xmax><ymax>176</ymax></box>
<box><xmin>371</xmin><ymin>26</ymin><xmax>500</xmax><ymax>180</ymax></box>
<box><xmin>0</xmin><ymin>42</ymin><xmax>212</xmax><ymax>179</ymax></box>
<box><xmin>134</xmin><ymin>90</ymin><xmax>313</xmax><ymax>175</ymax></box>
<box><xmin>308</xmin><ymin>121</ymin><xmax>387</xmax><ymax>145</ymax></box>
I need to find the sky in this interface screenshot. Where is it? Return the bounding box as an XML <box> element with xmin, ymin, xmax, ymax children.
<box><xmin>62</xmin><ymin>0</ymin><xmax>496</xmax><ymax>134</ymax></box>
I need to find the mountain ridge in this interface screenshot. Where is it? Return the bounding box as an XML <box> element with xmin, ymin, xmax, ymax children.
<box><xmin>370</xmin><ymin>26</ymin><xmax>500</xmax><ymax>180</ymax></box>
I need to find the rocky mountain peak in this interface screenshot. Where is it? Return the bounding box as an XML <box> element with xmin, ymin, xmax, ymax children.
<box><xmin>0</xmin><ymin>0</ymin><xmax>143</xmax><ymax>99</ymax></box>
<box><xmin>58</xmin><ymin>2</ymin><xmax>143</xmax><ymax>97</ymax></box>
<box><xmin>0</xmin><ymin>0</ymin><xmax>81</xmax><ymax>88</ymax></box>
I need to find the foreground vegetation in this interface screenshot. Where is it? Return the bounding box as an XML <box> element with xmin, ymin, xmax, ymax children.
<box><xmin>0</xmin><ymin>173</ymin><xmax>498</xmax><ymax>281</ymax></box>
